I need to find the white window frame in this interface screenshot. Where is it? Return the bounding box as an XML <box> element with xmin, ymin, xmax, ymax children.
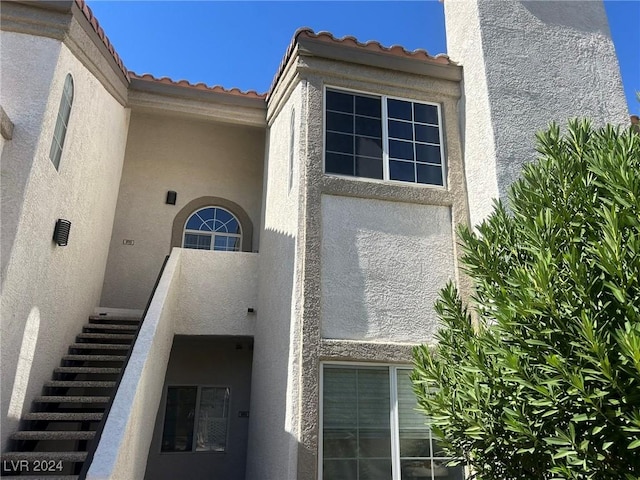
<box><xmin>160</xmin><ymin>384</ymin><xmax>231</xmax><ymax>454</ymax></box>
<box><xmin>182</xmin><ymin>206</ymin><xmax>242</xmax><ymax>252</ymax></box>
<box><xmin>319</xmin><ymin>362</ymin><xmax>463</xmax><ymax>480</ymax></box>
<box><xmin>323</xmin><ymin>86</ymin><xmax>447</xmax><ymax>188</ymax></box>
<box><xmin>49</xmin><ymin>73</ymin><xmax>74</xmax><ymax>171</ymax></box>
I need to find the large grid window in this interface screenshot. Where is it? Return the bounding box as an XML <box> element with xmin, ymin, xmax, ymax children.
<box><xmin>49</xmin><ymin>74</ymin><xmax>74</xmax><ymax>170</ymax></box>
<box><xmin>321</xmin><ymin>365</ymin><xmax>464</xmax><ymax>480</ymax></box>
<box><xmin>161</xmin><ymin>386</ymin><xmax>230</xmax><ymax>453</ymax></box>
<box><xmin>325</xmin><ymin>88</ymin><xmax>444</xmax><ymax>186</ymax></box>
<box><xmin>182</xmin><ymin>207</ymin><xmax>241</xmax><ymax>252</ymax></box>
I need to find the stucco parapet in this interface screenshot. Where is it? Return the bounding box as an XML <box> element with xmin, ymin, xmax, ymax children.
<box><xmin>1</xmin><ymin>1</ymin><xmax>70</xmax><ymax>40</ymax></box>
<box><xmin>320</xmin><ymin>339</ymin><xmax>415</xmax><ymax>364</ymax></box>
<box><xmin>299</xmin><ymin>56</ymin><xmax>461</xmax><ymax>100</ymax></box>
<box><xmin>0</xmin><ymin>106</ymin><xmax>15</xmax><ymax>140</ymax></box>
<box><xmin>128</xmin><ymin>81</ymin><xmax>267</xmax><ymax>128</ymax></box>
<box><xmin>321</xmin><ymin>176</ymin><xmax>454</xmax><ymax>207</ymax></box>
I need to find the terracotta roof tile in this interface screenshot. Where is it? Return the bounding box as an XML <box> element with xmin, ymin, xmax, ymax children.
<box><xmin>74</xmin><ymin>0</ymin><xmax>129</xmax><ymax>81</ymax></box>
<box><xmin>129</xmin><ymin>73</ymin><xmax>267</xmax><ymax>99</ymax></box>
<box><xmin>268</xmin><ymin>27</ymin><xmax>454</xmax><ymax>99</ymax></box>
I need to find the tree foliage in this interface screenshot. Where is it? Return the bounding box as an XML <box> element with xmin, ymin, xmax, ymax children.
<box><xmin>412</xmin><ymin>120</ymin><xmax>640</xmax><ymax>479</ymax></box>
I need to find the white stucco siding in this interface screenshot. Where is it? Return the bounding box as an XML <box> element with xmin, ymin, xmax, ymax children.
<box><xmin>100</xmin><ymin>112</ymin><xmax>265</xmax><ymax>309</ymax></box>
<box><xmin>175</xmin><ymin>250</ymin><xmax>258</xmax><ymax>336</ymax></box>
<box><xmin>321</xmin><ymin>195</ymin><xmax>455</xmax><ymax>343</ymax></box>
<box><xmin>0</xmin><ymin>41</ymin><xmax>129</xmax><ymax>448</ymax></box>
<box><xmin>246</xmin><ymin>81</ymin><xmax>302</xmax><ymax>480</ymax></box>
<box><xmin>445</xmin><ymin>0</ymin><xmax>628</xmax><ymax>228</ymax></box>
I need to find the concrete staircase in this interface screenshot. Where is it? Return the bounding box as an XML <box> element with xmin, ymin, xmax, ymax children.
<box><xmin>1</xmin><ymin>315</ymin><xmax>140</xmax><ymax>478</ymax></box>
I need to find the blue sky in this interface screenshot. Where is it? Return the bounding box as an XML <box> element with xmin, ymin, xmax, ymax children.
<box><xmin>87</xmin><ymin>1</ymin><xmax>638</xmax><ymax>114</ymax></box>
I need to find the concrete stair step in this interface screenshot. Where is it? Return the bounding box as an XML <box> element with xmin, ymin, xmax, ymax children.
<box><xmin>88</xmin><ymin>315</ymin><xmax>141</xmax><ymax>324</ymax></box>
<box><xmin>44</xmin><ymin>380</ymin><xmax>116</xmax><ymax>388</ymax></box>
<box><xmin>1</xmin><ymin>451</ymin><xmax>87</xmax><ymax>462</ymax></box>
<box><xmin>23</xmin><ymin>412</ymin><xmax>103</xmax><ymax>422</ymax></box>
<box><xmin>76</xmin><ymin>333</ymin><xmax>134</xmax><ymax>341</ymax></box>
<box><xmin>54</xmin><ymin>367</ymin><xmax>121</xmax><ymax>375</ymax></box>
<box><xmin>69</xmin><ymin>343</ymin><xmax>131</xmax><ymax>350</ymax></box>
<box><xmin>11</xmin><ymin>431</ymin><xmax>96</xmax><ymax>441</ymax></box>
<box><xmin>83</xmin><ymin>323</ymin><xmax>137</xmax><ymax>331</ymax></box>
<box><xmin>34</xmin><ymin>395</ymin><xmax>110</xmax><ymax>404</ymax></box>
<box><xmin>62</xmin><ymin>354</ymin><xmax>126</xmax><ymax>362</ymax></box>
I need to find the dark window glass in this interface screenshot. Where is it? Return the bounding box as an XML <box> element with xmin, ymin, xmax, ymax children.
<box><xmin>356</xmin><ymin>156</ymin><xmax>383</xmax><ymax>179</ymax></box>
<box><xmin>355</xmin><ymin>116</ymin><xmax>382</xmax><ymax>137</ymax></box>
<box><xmin>326</xmin><ymin>152</ymin><xmax>355</xmax><ymax>176</ymax></box>
<box><xmin>327</xmin><ymin>132</ymin><xmax>354</xmax><ymax>154</ymax></box>
<box><xmin>415</xmin><ymin>124</ymin><xmax>440</xmax><ymax>144</ymax></box>
<box><xmin>388</xmin><ymin>120</ymin><xmax>413</xmax><ymax>140</ymax></box>
<box><xmin>355</xmin><ymin>96</ymin><xmax>381</xmax><ymax>118</ymax></box>
<box><xmin>327</xmin><ymin>90</ymin><xmax>354</xmax><ymax>113</ymax></box>
<box><xmin>414</xmin><ymin>103</ymin><xmax>439</xmax><ymax>124</ymax></box>
<box><xmin>417</xmin><ymin>164</ymin><xmax>443</xmax><ymax>186</ymax></box>
<box><xmin>355</xmin><ymin>136</ymin><xmax>382</xmax><ymax>159</ymax></box>
<box><xmin>387</xmin><ymin>99</ymin><xmax>412</xmax><ymax>120</ymax></box>
<box><xmin>183</xmin><ymin>233</ymin><xmax>211</xmax><ymax>250</ymax></box>
<box><xmin>415</xmin><ymin>144</ymin><xmax>442</xmax><ymax>164</ymax></box>
<box><xmin>389</xmin><ymin>140</ymin><xmax>414</xmax><ymax>161</ymax></box>
<box><xmin>327</xmin><ymin>111</ymin><xmax>353</xmax><ymax>134</ymax></box>
<box><xmin>161</xmin><ymin>387</ymin><xmax>197</xmax><ymax>452</ymax></box>
<box><xmin>390</xmin><ymin>160</ymin><xmax>416</xmax><ymax>182</ymax></box>
<box><xmin>323</xmin><ymin>460</ymin><xmax>357</xmax><ymax>480</ymax></box>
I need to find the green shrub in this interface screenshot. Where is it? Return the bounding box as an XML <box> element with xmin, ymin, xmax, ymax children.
<box><xmin>412</xmin><ymin>120</ymin><xmax>640</xmax><ymax>479</ymax></box>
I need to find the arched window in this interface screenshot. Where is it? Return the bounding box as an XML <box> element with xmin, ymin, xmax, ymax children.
<box><xmin>182</xmin><ymin>207</ymin><xmax>242</xmax><ymax>252</ymax></box>
<box><xmin>49</xmin><ymin>74</ymin><xmax>74</xmax><ymax>170</ymax></box>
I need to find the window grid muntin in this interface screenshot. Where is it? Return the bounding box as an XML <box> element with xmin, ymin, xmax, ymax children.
<box><xmin>320</xmin><ymin>363</ymin><xmax>463</xmax><ymax>480</ymax></box>
<box><xmin>182</xmin><ymin>207</ymin><xmax>242</xmax><ymax>252</ymax></box>
<box><xmin>324</xmin><ymin>87</ymin><xmax>446</xmax><ymax>188</ymax></box>
<box><xmin>161</xmin><ymin>385</ymin><xmax>230</xmax><ymax>454</ymax></box>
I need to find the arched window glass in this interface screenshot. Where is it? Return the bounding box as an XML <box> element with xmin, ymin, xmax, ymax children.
<box><xmin>289</xmin><ymin>108</ymin><xmax>295</xmax><ymax>193</ymax></box>
<box><xmin>49</xmin><ymin>74</ymin><xmax>74</xmax><ymax>170</ymax></box>
<box><xmin>182</xmin><ymin>207</ymin><xmax>242</xmax><ymax>252</ymax></box>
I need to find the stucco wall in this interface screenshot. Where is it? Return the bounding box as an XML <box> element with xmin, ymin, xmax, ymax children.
<box><xmin>321</xmin><ymin>195</ymin><xmax>455</xmax><ymax>343</ymax></box>
<box><xmin>445</xmin><ymin>0</ymin><xmax>629</xmax><ymax>227</ymax></box>
<box><xmin>0</xmin><ymin>38</ymin><xmax>130</xmax><ymax>448</ymax></box>
<box><xmin>100</xmin><ymin>112</ymin><xmax>265</xmax><ymax>309</ymax></box>
<box><xmin>175</xmin><ymin>250</ymin><xmax>258</xmax><ymax>336</ymax></box>
<box><xmin>144</xmin><ymin>336</ymin><xmax>254</xmax><ymax>480</ymax></box>
<box><xmin>246</xmin><ymin>80</ymin><xmax>303</xmax><ymax>480</ymax></box>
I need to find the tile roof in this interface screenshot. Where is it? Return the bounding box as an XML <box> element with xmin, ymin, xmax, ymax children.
<box><xmin>74</xmin><ymin>0</ymin><xmax>129</xmax><ymax>80</ymax></box>
<box><xmin>129</xmin><ymin>73</ymin><xmax>267</xmax><ymax>99</ymax></box>
<box><xmin>268</xmin><ymin>27</ymin><xmax>454</xmax><ymax>99</ymax></box>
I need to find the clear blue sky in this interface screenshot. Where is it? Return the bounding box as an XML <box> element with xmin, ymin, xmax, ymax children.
<box><xmin>87</xmin><ymin>1</ymin><xmax>639</xmax><ymax>114</ymax></box>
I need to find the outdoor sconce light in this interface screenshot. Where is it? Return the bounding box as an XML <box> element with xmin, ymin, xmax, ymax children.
<box><xmin>53</xmin><ymin>219</ymin><xmax>71</xmax><ymax>246</ymax></box>
<box><xmin>247</xmin><ymin>308</ymin><xmax>255</xmax><ymax>314</ymax></box>
<box><xmin>166</xmin><ymin>190</ymin><xmax>177</xmax><ymax>205</ymax></box>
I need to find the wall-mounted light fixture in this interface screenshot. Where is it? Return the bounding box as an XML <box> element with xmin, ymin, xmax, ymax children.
<box><xmin>247</xmin><ymin>308</ymin><xmax>255</xmax><ymax>314</ymax></box>
<box><xmin>53</xmin><ymin>219</ymin><xmax>71</xmax><ymax>246</ymax></box>
<box><xmin>166</xmin><ymin>191</ymin><xmax>177</xmax><ymax>205</ymax></box>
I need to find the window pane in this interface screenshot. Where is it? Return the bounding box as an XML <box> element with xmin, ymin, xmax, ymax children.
<box><xmin>355</xmin><ymin>136</ymin><xmax>382</xmax><ymax>159</ymax></box>
<box><xmin>323</xmin><ymin>429</ymin><xmax>357</xmax><ymax>459</ymax></box>
<box><xmin>327</xmin><ymin>111</ymin><xmax>353</xmax><ymax>134</ymax></box>
<box><xmin>415</xmin><ymin>144</ymin><xmax>442</xmax><ymax>165</ymax></box>
<box><xmin>326</xmin><ymin>152</ymin><xmax>355</xmax><ymax>176</ymax></box>
<box><xmin>161</xmin><ymin>387</ymin><xmax>197</xmax><ymax>452</ymax></box>
<box><xmin>390</xmin><ymin>160</ymin><xmax>416</xmax><ymax>183</ymax></box>
<box><xmin>327</xmin><ymin>90</ymin><xmax>354</xmax><ymax>113</ymax></box>
<box><xmin>195</xmin><ymin>387</ymin><xmax>230</xmax><ymax>452</ymax></box>
<box><xmin>389</xmin><ymin>140</ymin><xmax>414</xmax><ymax>161</ymax></box>
<box><xmin>416</xmin><ymin>164</ymin><xmax>443</xmax><ymax>186</ymax></box>
<box><xmin>387</xmin><ymin>99</ymin><xmax>412</xmax><ymax>120</ymax></box>
<box><xmin>415</xmin><ymin>124</ymin><xmax>440</xmax><ymax>144</ymax></box>
<box><xmin>327</xmin><ymin>132</ymin><xmax>354</xmax><ymax>154</ymax></box>
<box><xmin>223</xmin><ymin>218</ymin><xmax>241</xmax><ymax>235</ymax></box>
<box><xmin>324</xmin><ymin>460</ymin><xmax>357</xmax><ymax>480</ymax></box>
<box><xmin>432</xmin><ymin>460</ymin><xmax>465</xmax><ymax>480</ymax></box>
<box><xmin>355</xmin><ymin>116</ymin><xmax>382</xmax><ymax>137</ymax></box>
<box><xmin>359</xmin><ymin>459</ymin><xmax>392</xmax><ymax>480</ymax></box>
<box><xmin>214</xmin><ymin>207</ymin><xmax>232</xmax><ymax>225</ymax></box>
<box><xmin>388</xmin><ymin>120</ymin><xmax>413</xmax><ymax>141</ymax></box>
<box><xmin>355</xmin><ymin>95</ymin><xmax>381</xmax><ymax>118</ymax></box>
<box><xmin>414</xmin><ymin>103</ymin><xmax>439</xmax><ymax>125</ymax></box>
<box><xmin>356</xmin><ymin>156</ymin><xmax>383</xmax><ymax>180</ymax></box>
<box><xmin>198</xmin><ymin>207</ymin><xmax>215</xmax><ymax>222</ymax></box>
<box><xmin>397</xmin><ymin>369</ymin><xmax>432</xmax><ymax>460</ymax></box>
<box><xmin>184</xmin><ymin>233</ymin><xmax>211</xmax><ymax>250</ymax></box>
